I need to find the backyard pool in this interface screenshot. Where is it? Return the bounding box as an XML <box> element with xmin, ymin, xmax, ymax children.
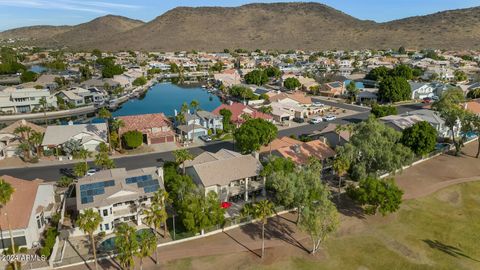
<box><xmin>98</xmin><ymin>228</ymin><xmax>155</xmax><ymax>252</ymax></box>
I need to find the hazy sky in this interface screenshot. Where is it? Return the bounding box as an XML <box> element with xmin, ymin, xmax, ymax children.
<box><xmin>1</xmin><ymin>0</ymin><xmax>480</xmax><ymax>31</ymax></box>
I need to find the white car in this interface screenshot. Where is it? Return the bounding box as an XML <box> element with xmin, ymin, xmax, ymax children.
<box><xmin>86</xmin><ymin>168</ymin><xmax>98</xmax><ymax>176</ymax></box>
<box><xmin>309</xmin><ymin>117</ymin><xmax>323</xmax><ymax>124</ymax></box>
<box><xmin>313</xmin><ymin>102</ymin><xmax>325</xmax><ymax>107</ymax></box>
<box><xmin>323</xmin><ymin>115</ymin><xmax>336</xmax><ymax>121</ymax></box>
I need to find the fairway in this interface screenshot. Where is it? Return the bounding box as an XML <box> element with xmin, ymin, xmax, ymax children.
<box><xmin>163</xmin><ymin>182</ymin><xmax>480</xmax><ymax>270</ymax></box>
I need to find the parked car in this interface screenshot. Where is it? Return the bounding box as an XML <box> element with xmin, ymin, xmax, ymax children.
<box><xmin>86</xmin><ymin>168</ymin><xmax>99</xmax><ymax>176</ymax></box>
<box><xmin>422</xmin><ymin>97</ymin><xmax>433</xmax><ymax>104</ymax></box>
<box><xmin>323</xmin><ymin>115</ymin><xmax>336</xmax><ymax>121</ymax></box>
<box><xmin>293</xmin><ymin>117</ymin><xmax>305</xmax><ymax>123</ymax></box>
<box><xmin>309</xmin><ymin>117</ymin><xmax>323</xmax><ymax>124</ymax></box>
<box><xmin>313</xmin><ymin>102</ymin><xmax>325</xmax><ymax>107</ymax></box>
<box><xmin>199</xmin><ymin>135</ymin><xmax>212</xmax><ymax>142</ymax></box>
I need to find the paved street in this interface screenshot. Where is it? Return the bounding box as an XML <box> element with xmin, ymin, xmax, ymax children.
<box><xmin>0</xmin><ymin>102</ymin><xmax>422</xmax><ymax>181</ymax></box>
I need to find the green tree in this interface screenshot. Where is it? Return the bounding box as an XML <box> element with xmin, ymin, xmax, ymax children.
<box><xmin>0</xmin><ymin>178</ymin><xmax>16</xmax><ymax>264</ymax></box>
<box><xmin>229</xmin><ymin>85</ymin><xmax>256</xmax><ymax>101</ymax></box>
<box><xmin>39</xmin><ymin>97</ymin><xmax>48</xmax><ymax>126</ymax></box>
<box><xmin>284</xmin><ymin>77</ymin><xmax>301</xmax><ymax>90</ymax></box>
<box><xmin>173</xmin><ymin>149</ymin><xmax>194</xmax><ymax>175</ymax></box>
<box><xmin>378</xmin><ymin>76</ymin><xmax>411</xmax><ymax>102</ymax></box>
<box><xmin>336</xmin><ymin>116</ymin><xmax>414</xmax><ymax>181</ymax></box>
<box><xmin>74</xmin><ymin>162</ymin><xmax>88</xmax><ymax>178</ymax></box>
<box><xmin>253</xmin><ymin>200</ymin><xmax>274</xmax><ymax>259</ymax></box>
<box><xmin>133</xmin><ymin>76</ymin><xmax>147</xmax><ymax>86</ymax></box>
<box><xmin>467</xmin><ymin>88</ymin><xmax>480</xmax><ymax>99</ymax></box>
<box><xmin>57</xmin><ymin>176</ymin><xmax>74</xmax><ymax>188</ymax></box>
<box><xmin>462</xmin><ymin>112</ymin><xmax>480</xmax><ymax>158</ymax></box>
<box><xmin>371</xmin><ymin>104</ymin><xmax>398</xmax><ymax>118</ymax></box>
<box><xmin>219</xmin><ymin>108</ymin><xmax>232</xmax><ymax>131</ymax></box>
<box><xmin>94</xmin><ymin>142</ymin><xmax>115</xmax><ymax>169</ymax></box>
<box><xmin>77</xmin><ymin>209</ymin><xmax>103</xmax><ymax>270</ymax></box>
<box><xmin>180</xmin><ymin>190</ymin><xmax>225</xmax><ymax>234</ymax></box>
<box><xmin>14</xmin><ymin>125</ymin><xmax>33</xmax><ymax>160</ymax></box>
<box><xmin>432</xmin><ymin>89</ymin><xmax>466</xmax><ymax>156</ymax></box>
<box><xmin>299</xmin><ymin>196</ymin><xmax>339</xmax><ymax>254</ymax></box>
<box><xmin>110</xmin><ymin>119</ymin><xmax>125</xmax><ymax>150</ymax></box>
<box><xmin>190</xmin><ymin>100</ymin><xmax>200</xmax><ymax>141</ymax></box>
<box><xmin>29</xmin><ymin>131</ymin><xmax>44</xmax><ymax>157</ymax></box>
<box><xmin>122</xmin><ymin>131</ymin><xmax>143</xmax><ymax>149</ymax></box>
<box><xmin>115</xmin><ymin>223</ymin><xmax>138</xmax><ymax>270</ymax></box>
<box><xmin>264</xmin><ymin>66</ymin><xmax>281</xmax><ymax>78</ymax></box>
<box><xmin>234</xmin><ymin>118</ymin><xmax>278</xmax><ymax>154</ymax></box>
<box><xmin>390</xmin><ymin>64</ymin><xmax>413</xmax><ymax>80</ymax></box>
<box><xmin>244</xmin><ymin>69</ymin><xmax>268</xmax><ymax>86</ymax></box>
<box><xmin>398</xmin><ymin>46</ymin><xmax>406</xmax><ymax>54</ymax></box>
<box><xmin>136</xmin><ymin>230</ymin><xmax>156</xmax><ymax>270</ymax></box>
<box><xmin>347</xmin><ymin>177</ymin><xmax>403</xmax><ymax>216</ymax></box>
<box><xmin>401</xmin><ymin>121</ymin><xmax>438</xmax><ymax>156</ymax></box>
<box><xmin>346</xmin><ymin>81</ymin><xmax>359</xmax><ymax>102</ymax></box>
<box><xmin>20</xmin><ymin>70</ymin><xmax>37</xmax><ymax>83</ymax></box>
<box><xmin>454</xmin><ymin>70</ymin><xmax>468</xmax><ymax>82</ymax></box>
<box><xmin>333</xmin><ymin>155</ymin><xmax>350</xmax><ymax>199</ymax></box>
<box><xmin>365</xmin><ymin>66</ymin><xmax>390</xmax><ymax>81</ymax></box>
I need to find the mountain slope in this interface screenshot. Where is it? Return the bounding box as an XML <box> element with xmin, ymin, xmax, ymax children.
<box><xmin>0</xmin><ymin>25</ymin><xmax>72</xmax><ymax>40</ymax></box>
<box><xmin>2</xmin><ymin>2</ymin><xmax>480</xmax><ymax>51</ymax></box>
<box><xmin>44</xmin><ymin>15</ymin><xmax>145</xmax><ymax>48</ymax></box>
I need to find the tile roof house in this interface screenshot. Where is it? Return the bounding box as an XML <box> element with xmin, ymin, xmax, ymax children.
<box><xmin>0</xmin><ymin>119</ymin><xmax>45</xmax><ymax>160</ymax></box>
<box><xmin>319</xmin><ymin>81</ymin><xmax>345</xmax><ymax>97</ymax></box>
<box><xmin>0</xmin><ymin>175</ymin><xmax>56</xmax><ymax>250</ymax></box>
<box><xmin>464</xmin><ymin>99</ymin><xmax>480</xmax><ymax>116</ymax></box>
<box><xmin>185</xmin><ymin>149</ymin><xmax>264</xmax><ymax>202</ymax></box>
<box><xmin>75</xmin><ymin>167</ymin><xmax>164</xmax><ymax>234</ymax></box>
<box><xmin>42</xmin><ymin>123</ymin><xmax>108</xmax><ymax>152</ymax></box>
<box><xmin>311</xmin><ymin>123</ymin><xmax>352</xmax><ymax>149</ymax></box>
<box><xmin>259</xmin><ymin>136</ymin><xmax>336</xmax><ymax>166</ymax></box>
<box><xmin>118</xmin><ymin>113</ymin><xmax>176</xmax><ymax>144</ymax></box>
<box><xmin>212</xmin><ymin>103</ymin><xmax>273</xmax><ymax>126</ymax></box>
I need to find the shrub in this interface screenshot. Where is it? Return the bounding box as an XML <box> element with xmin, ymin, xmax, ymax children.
<box><xmin>122</xmin><ymin>130</ymin><xmax>143</xmax><ymax>149</ymax></box>
<box><xmin>39</xmin><ymin>228</ymin><xmax>58</xmax><ymax>258</ymax></box>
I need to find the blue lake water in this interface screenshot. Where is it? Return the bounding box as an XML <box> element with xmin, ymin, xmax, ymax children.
<box><xmin>111</xmin><ymin>83</ymin><xmax>221</xmax><ymax>118</ymax></box>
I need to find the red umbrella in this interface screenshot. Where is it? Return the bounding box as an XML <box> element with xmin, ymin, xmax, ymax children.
<box><xmin>221</xmin><ymin>202</ymin><xmax>232</xmax><ymax>208</ymax></box>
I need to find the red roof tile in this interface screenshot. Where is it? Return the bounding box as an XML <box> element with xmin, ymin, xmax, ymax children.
<box><xmin>212</xmin><ymin>103</ymin><xmax>272</xmax><ymax>124</ymax></box>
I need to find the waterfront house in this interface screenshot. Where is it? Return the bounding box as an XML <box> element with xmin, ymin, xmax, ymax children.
<box><xmin>118</xmin><ymin>113</ymin><xmax>176</xmax><ymax>144</ymax></box>
<box><xmin>185</xmin><ymin>149</ymin><xmax>264</xmax><ymax>202</ymax></box>
<box><xmin>56</xmin><ymin>87</ymin><xmax>106</xmax><ymax>107</ymax></box>
<box><xmin>75</xmin><ymin>167</ymin><xmax>164</xmax><ymax>234</ymax></box>
<box><xmin>0</xmin><ymin>119</ymin><xmax>45</xmax><ymax>160</ymax></box>
<box><xmin>212</xmin><ymin>102</ymin><xmax>273</xmax><ymax>127</ymax></box>
<box><xmin>259</xmin><ymin>136</ymin><xmax>336</xmax><ymax>167</ymax></box>
<box><xmin>0</xmin><ymin>87</ymin><xmax>57</xmax><ymax>114</ymax></box>
<box><xmin>319</xmin><ymin>82</ymin><xmax>345</xmax><ymax>97</ymax></box>
<box><xmin>42</xmin><ymin>122</ymin><xmax>108</xmax><ymax>152</ymax></box>
<box><xmin>0</xmin><ymin>175</ymin><xmax>57</xmax><ymax>250</ymax></box>
<box><xmin>196</xmin><ymin>110</ymin><xmax>223</xmax><ymax>133</ymax></box>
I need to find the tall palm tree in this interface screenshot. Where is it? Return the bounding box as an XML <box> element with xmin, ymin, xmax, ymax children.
<box><xmin>115</xmin><ymin>223</ymin><xmax>138</xmax><ymax>270</ymax></box>
<box><xmin>77</xmin><ymin>209</ymin><xmax>103</xmax><ymax>270</ymax></box>
<box><xmin>77</xmin><ymin>148</ymin><xmax>92</xmax><ymax>169</ymax></box>
<box><xmin>39</xmin><ymin>97</ymin><xmax>48</xmax><ymax>126</ymax></box>
<box><xmin>98</xmin><ymin>107</ymin><xmax>112</xmax><ymax>151</ymax></box>
<box><xmin>0</xmin><ymin>179</ymin><xmax>16</xmax><ymax>270</ymax></box>
<box><xmin>152</xmin><ymin>190</ymin><xmax>170</xmax><ymax>238</ymax></box>
<box><xmin>29</xmin><ymin>131</ymin><xmax>44</xmax><ymax>157</ymax></box>
<box><xmin>136</xmin><ymin>230</ymin><xmax>156</xmax><ymax>270</ymax></box>
<box><xmin>173</xmin><ymin>149</ymin><xmax>194</xmax><ymax>175</ymax></box>
<box><xmin>254</xmin><ymin>200</ymin><xmax>274</xmax><ymax>259</ymax></box>
<box><xmin>14</xmin><ymin>126</ymin><xmax>32</xmax><ymax>160</ymax></box>
<box><xmin>189</xmin><ymin>100</ymin><xmax>200</xmax><ymax>142</ymax></box>
<box><xmin>110</xmin><ymin>118</ymin><xmax>125</xmax><ymax>150</ymax></box>
<box><xmin>143</xmin><ymin>206</ymin><xmax>163</xmax><ymax>264</ymax></box>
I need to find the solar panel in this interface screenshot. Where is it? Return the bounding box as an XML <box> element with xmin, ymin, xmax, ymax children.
<box><xmin>125</xmin><ymin>174</ymin><xmax>159</xmax><ymax>193</ymax></box>
<box><xmin>79</xmin><ymin>180</ymin><xmax>115</xmax><ymax>204</ymax></box>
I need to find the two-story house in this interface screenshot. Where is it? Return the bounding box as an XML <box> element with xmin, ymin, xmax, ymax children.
<box><xmin>75</xmin><ymin>167</ymin><xmax>164</xmax><ymax>234</ymax></box>
<box><xmin>0</xmin><ymin>88</ymin><xmax>57</xmax><ymax>114</ymax></box>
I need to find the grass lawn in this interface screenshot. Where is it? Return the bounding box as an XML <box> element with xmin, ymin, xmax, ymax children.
<box><xmin>163</xmin><ymin>182</ymin><xmax>480</xmax><ymax>270</ymax></box>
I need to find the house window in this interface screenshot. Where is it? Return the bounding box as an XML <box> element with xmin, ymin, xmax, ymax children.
<box><xmin>103</xmin><ymin>209</ymin><xmax>108</xmax><ymax>216</ymax></box>
<box><xmin>36</xmin><ymin>218</ymin><xmax>41</xmax><ymax>229</ymax></box>
<box><xmin>99</xmin><ymin>224</ymin><xmax>103</xmax><ymax>231</ymax></box>
<box><xmin>104</xmin><ymin>223</ymin><xmax>110</xmax><ymax>230</ymax></box>
<box><xmin>110</xmin><ymin>208</ymin><xmax>112</xmax><ymax>214</ymax></box>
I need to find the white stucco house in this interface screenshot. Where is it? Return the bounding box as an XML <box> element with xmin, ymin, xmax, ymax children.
<box><xmin>410</xmin><ymin>82</ymin><xmax>435</xmax><ymax>100</ymax></box>
<box><xmin>41</xmin><ymin>122</ymin><xmax>108</xmax><ymax>152</ymax></box>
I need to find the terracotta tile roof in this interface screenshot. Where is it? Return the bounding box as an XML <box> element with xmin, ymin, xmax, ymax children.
<box><xmin>261</xmin><ymin>137</ymin><xmax>335</xmax><ymax>165</ymax></box>
<box><xmin>269</xmin><ymin>91</ymin><xmax>312</xmax><ymax>104</ymax></box>
<box><xmin>212</xmin><ymin>103</ymin><xmax>272</xmax><ymax>124</ymax></box>
<box><xmin>0</xmin><ymin>175</ymin><xmax>43</xmax><ymax>230</ymax></box>
<box><xmin>118</xmin><ymin>113</ymin><xmax>173</xmax><ymax>135</ymax></box>
<box><xmin>464</xmin><ymin>99</ymin><xmax>480</xmax><ymax>115</ymax></box>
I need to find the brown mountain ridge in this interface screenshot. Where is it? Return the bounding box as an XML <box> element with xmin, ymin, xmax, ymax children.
<box><xmin>2</xmin><ymin>2</ymin><xmax>480</xmax><ymax>51</ymax></box>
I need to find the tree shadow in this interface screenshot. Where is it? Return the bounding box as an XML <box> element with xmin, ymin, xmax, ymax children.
<box><xmin>60</xmin><ymin>167</ymin><xmax>75</xmax><ymax>178</ymax></box>
<box><xmin>239</xmin><ymin>215</ymin><xmax>309</xmax><ymax>253</ymax></box>
<box><xmin>334</xmin><ymin>193</ymin><xmax>365</xmax><ymax>219</ymax></box>
<box><xmin>223</xmin><ymin>231</ymin><xmax>260</xmax><ymax>258</ymax></box>
<box><xmin>423</xmin><ymin>239</ymin><xmax>480</xmax><ymax>262</ymax></box>
<box><xmin>99</xmin><ymin>257</ymin><xmax>122</xmax><ymax>270</ymax></box>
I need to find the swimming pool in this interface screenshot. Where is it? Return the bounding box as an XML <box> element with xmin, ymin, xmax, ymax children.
<box><xmin>98</xmin><ymin>228</ymin><xmax>155</xmax><ymax>252</ymax></box>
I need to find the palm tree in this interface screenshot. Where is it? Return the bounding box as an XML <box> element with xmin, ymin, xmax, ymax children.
<box><xmin>115</xmin><ymin>223</ymin><xmax>138</xmax><ymax>270</ymax></box>
<box><xmin>0</xmin><ymin>179</ymin><xmax>16</xmax><ymax>270</ymax></box>
<box><xmin>152</xmin><ymin>190</ymin><xmax>170</xmax><ymax>237</ymax></box>
<box><xmin>77</xmin><ymin>209</ymin><xmax>103</xmax><ymax>270</ymax></box>
<box><xmin>110</xmin><ymin>118</ymin><xmax>125</xmax><ymax>150</ymax></box>
<box><xmin>173</xmin><ymin>149</ymin><xmax>194</xmax><ymax>175</ymax></box>
<box><xmin>254</xmin><ymin>200</ymin><xmax>274</xmax><ymax>259</ymax></box>
<box><xmin>333</xmin><ymin>156</ymin><xmax>350</xmax><ymax>201</ymax></box>
<box><xmin>136</xmin><ymin>230</ymin><xmax>156</xmax><ymax>270</ymax></box>
<box><xmin>143</xmin><ymin>206</ymin><xmax>163</xmax><ymax>264</ymax></box>
<box><xmin>189</xmin><ymin>100</ymin><xmax>200</xmax><ymax>142</ymax></box>
<box><xmin>39</xmin><ymin>97</ymin><xmax>48</xmax><ymax>126</ymax></box>
<box><xmin>14</xmin><ymin>126</ymin><xmax>32</xmax><ymax>159</ymax></box>
<box><xmin>98</xmin><ymin>107</ymin><xmax>112</xmax><ymax>151</ymax></box>
<box><xmin>29</xmin><ymin>131</ymin><xmax>44</xmax><ymax>157</ymax></box>
<box><xmin>77</xmin><ymin>148</ymin><xmax>92</xmax><ymax>169</ymax></box>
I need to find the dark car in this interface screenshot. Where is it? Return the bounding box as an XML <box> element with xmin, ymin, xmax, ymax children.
<box><xmin>292</xmin><ymin>117</ymin><xmax>305</xmax><ymax>123</ymax></box>
<box><xmin>422</xmin><ymin>97</ymin><xmax>433</xmax><ymax>104</ymax></box>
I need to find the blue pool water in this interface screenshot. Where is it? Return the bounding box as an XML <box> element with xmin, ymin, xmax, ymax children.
<box><xmin>28</xmin><ymin>65</ymin><xmax>48</xmax><ymax>74</ymax></box>
<box><xmin>99</xmin><ymin>228</ymin><xmax>155</xmax><ymax>252</ymax></box>
<box><xmin>112</xmin><ymin>83</ymin><xmax>221</xmax><ymax>117</ymax></box>
<box><xmin>344</xmin><ymin>80</ymin><xmax>365</xmax><ymax>89</ymax></box>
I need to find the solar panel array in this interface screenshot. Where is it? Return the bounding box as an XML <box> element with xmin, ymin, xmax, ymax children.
<box><xmin>125</xmin><ymin>174</ymin><xmax>160</xmax><ymax>193</ymax></box>
<box><xmin>80</xmin><ymin>180</ymin><xmax>115</xmax><ymax>204</ymax></box>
